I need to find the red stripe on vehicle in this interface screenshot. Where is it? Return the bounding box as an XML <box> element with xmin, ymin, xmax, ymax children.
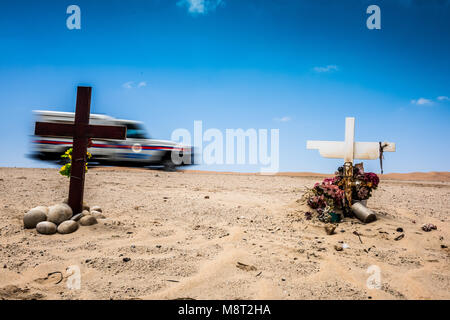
<box><xmin>33</xmin><ymin>140</ymin><xmax>185</xmax><ymax>151</ymax></box>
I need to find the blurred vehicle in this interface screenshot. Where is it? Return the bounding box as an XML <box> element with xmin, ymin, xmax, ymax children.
<box><xmin>30</xmin><ymin>110</ymin><xmax>193</xmax><ymax>170</ymax></box>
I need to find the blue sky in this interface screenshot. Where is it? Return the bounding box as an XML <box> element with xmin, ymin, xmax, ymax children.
<box><xmin>0</xmin><ymin>0</ymin><xmax>449</xmax><ymax>173</ymax></box>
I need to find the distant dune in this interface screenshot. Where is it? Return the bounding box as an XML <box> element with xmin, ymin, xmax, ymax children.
<box><xmin>3</xmin><ymin>167</ymin><xmax>449</xmax><ymax>182</ymax></box>
<box><xmin>379</xmin><ymin>171</ymin><xmax>450</xmax><ymax>182</ymax></box>
<box><xmin>183</xmin><ymin>170</ymin><xmax>450</xmax><ymax>182</ymax></box>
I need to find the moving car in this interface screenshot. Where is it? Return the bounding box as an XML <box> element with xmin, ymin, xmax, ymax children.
<box><xmin>30</xmin><ymin>110</ymin><xmax>193</xmax><ymax>170</ymax></box>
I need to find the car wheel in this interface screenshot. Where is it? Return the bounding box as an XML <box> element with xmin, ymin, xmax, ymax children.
<box><xmin>162</xmin><ymin>159</ymin><xmax>177</xmax><ymax>172</ymax></box>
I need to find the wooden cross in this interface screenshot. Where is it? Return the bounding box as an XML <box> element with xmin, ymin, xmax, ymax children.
<box><xmin>306</xmin><ymin>117</ymin><xmax>395</xmax><ymax>208</ymax></box>
<box><xmin>35</xmin><ymin>86</ymin><xmax>127</xmax><ymax>214</ymax></box>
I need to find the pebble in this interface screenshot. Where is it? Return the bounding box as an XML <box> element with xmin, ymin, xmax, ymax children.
<box><xmin>79</xmin><ymin>215</ymin><xmax>98</xmax><ymax>226</ymax></box>
<box><xmin>91</xmin><ymin>206</ymin><xmax>102</xmax><ymax>213</ymax></box>
<box><xmin>57</xmin><ymin>220</ymin><xmax>79</xmax><ymax>234</ymax></box>
<box><xmin>394</xmin><ymin>234</ymin><xmax>405</xmax><ymax>241</ymax></box>
<box><xmin>334</xmin><ymin>244</ymin><xmax>343</xmax><ymax>251</ymax></box>
<box><xmin>123</xmin><ymin>257</ymin><xmax>131</xmax><ymax>262</ymax></box>
<box><xmin>91</xmin><ymin>211</ymin><xmax>106</xmax><ymax>219</ymax></box>
<box><xmin>47</xmin><ymin>204</ymin><xmax>72</xmax><ymax>225</ymax></box>
<box><xmin>34</xmin><ymin>206</ymin><xmax>49</xmax><ymax>215</ymax></box>
<box><xmin>71</xmin><ymin>213</ymin><xmax>83</xmax><ymax>221</ymax></box>
<box><xmin>60</xmin><ymin>203</ymin><xmax>73</xmax><ymax>218</ymax></box>
<box><xmin>23</xmin><ymin>208</ymin><xmax>47</xmax><ymax>229</ymax></box>
<box><xmin>396</xmin><ymin>227</ymin><xmax>404</xmax><ymax>232</ymax></box>
<box><xmin>325</xmin><ymin>224</ymin><xmax>336</xmax><ymax>235</ymax></box>
<box><xmin>36</xmin><ymin>221</ymin><xmax>57</xmax><ymax>235</ymax></box>
<box><xmin>422</xmin><ymin>224</ymin><xmax>437</xmax><ymax>232</ymax></box>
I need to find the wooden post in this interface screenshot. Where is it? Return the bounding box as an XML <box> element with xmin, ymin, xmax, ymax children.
<box><xmin>68</xmin><ymin>86</ymin><xmax>92</xmax><ymax>215</ymax></box>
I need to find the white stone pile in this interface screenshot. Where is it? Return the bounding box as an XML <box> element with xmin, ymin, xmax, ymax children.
<box><xmin>23</xmin><ymin>203</ymin><xmax>105</xmax><ymax>235</ymax></box>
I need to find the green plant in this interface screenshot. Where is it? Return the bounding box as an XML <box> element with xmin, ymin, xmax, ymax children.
<box><xmin>59</xmin><ymin>148</ymin><xmax>92</xmax><ymax>178</ymax></box>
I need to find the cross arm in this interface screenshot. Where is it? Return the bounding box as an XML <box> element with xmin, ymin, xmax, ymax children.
<box><xmin>35</xmin><ymin>122</ymin><xmax>127</xmax><ymax>140</ymax></box>
<box><xmin>87</xmin><ymin>124</ymin><xmax>127</xmax><ymax>140</ymax></box>
<box><xmin>35</xmin><ymin>122</ymin><xmax>74</xmax><ymax>137</ymax></box>
<box><xmin>306</xmin><ymin>140</ymin><xmax>395</xmax><ymax>160</ymax></box>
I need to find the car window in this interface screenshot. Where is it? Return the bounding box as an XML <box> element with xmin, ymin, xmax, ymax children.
<box><xmin>126</xmin><ymin>123</ymin><xmax>149</xmax><ymax>139</ymax></box>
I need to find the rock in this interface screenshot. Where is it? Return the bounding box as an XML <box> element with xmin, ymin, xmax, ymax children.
<box><xmin>34</xmin><ymin>206</ymin><xmax>49</xmax><ymax>215</ymax></box>
<box><xmin>334</xmin><ymin>244</ymin><xmax>343</xmax><ymax>251</ymax></box>
<box><xmin>71</xmin><ymin>213</ymin><xmax>82</xmax><ymax>221</ymax></box>
<box><xmin>47</xmin><ymin>204</ymin><xmax>71</xmax><ymax>225</ymax></box>
<box><xmin>422</xmin><ymin>223</ymin><xmax>437</xmax><ymax>232</ymax></box>
<box><xmin>36</xmin><ymin>221</ymin><xmax>57</xmax><ymax>235</ymax></box>
<box><xmin>57</xmin><ymin>220</ymin><xmax>79</xmax><ymax>234</ymax></box>
<box><xmin>396</xmin><ymin>227</ymin><xmax>404</xmax><ymax>232</ymax></box>
<box><xmin>394</xmin><ymin>234</ymin><xmax>404</xmax><ymax>241</ymax></box>
<box><xmin>71</xmin><ymin>210</ymin><xmax>89</xmax><ymax>222</ymax></box>
<box><xmin>123</xmin><ymin>257</ymin><xmax>131</xmax><ymax>262</ymax></box>
<box><xmin>204</xmin><ymin>196</ymin><xmax>210</xmax><ymax>199</ymax></box>
<box><xmin>91</xmin><ymin>211</ymin><xmax>106</xmax><ymax>219</ymax></box>
<box><xmin>23</xmin><ymin>208</ymin><xmax>47</xmax><ymax>229</ymax></box>
<box><xmin>325</xmin><ymin>224</ymin><xmax>336</xmax><ymax>235</ymax></box>
<box><xmin>79</xmin><ymin>215</ymin><xmax>98</xmax><ymax>226</ymax></box>
<box><xmin>91</xmin><ymin>206</ymin><xmax>102</xmax><ymax>213</ymax></box>
<box><xmin>59</xmin><ymin>203</ymin><xmax>73</xmax><ymax>219</ymax></box>
<box><xmin>236</xmin><ymin>262</ymin><xmax>257</xmax><ymax>271</ymax></box>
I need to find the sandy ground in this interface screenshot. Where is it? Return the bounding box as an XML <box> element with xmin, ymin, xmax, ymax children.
<box><xmin>0</xmin><ymin>167</ymin><xmax>449</xmax><ymax>300</ymax></box>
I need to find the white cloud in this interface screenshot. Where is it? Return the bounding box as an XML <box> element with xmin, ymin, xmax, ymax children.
<box><xmin>274</xmin><ymin>116</ymin><xmax>291</xmax><ymax>122</ymax></box>
<box><xmin>437</xmin><ymin>96</ymin><xmax>449</xmax><ymax>101</ymax></box>
<box><xmin>122</xmin><ymin>81</ymin><xmax>147</xmax><ymax>89</ymax></box>
<box><xmin>411</xmin><ymin>98</ymin><xmax>433</xmax><ymax>105</ymax></box>
<box><xmin>313</xmin><ymin>65</ymin><xmax>339</xmax><ymax>73</ymax></box>
<box><xmin>177</xmin><ymin>0</ymin><xmax>224</xmax><ymax>15</ymax></box>
<box><xmin>122</xmin><ymin>81</ymin><xmax>134</xmax><ymax>89</ymax></box>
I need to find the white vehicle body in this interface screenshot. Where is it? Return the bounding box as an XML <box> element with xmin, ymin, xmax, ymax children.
<box><xmin>31</xmin><ymin>110</ymin><xmax>193</xmax><ymax>168</ymax></box>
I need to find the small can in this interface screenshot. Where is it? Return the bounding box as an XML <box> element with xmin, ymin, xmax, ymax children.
<box><xmin>351</xmin><ymin>201</ymin><xmax>376</xmax><ymax>223</ymax></box>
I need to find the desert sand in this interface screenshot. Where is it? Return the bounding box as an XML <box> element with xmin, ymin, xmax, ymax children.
<box><xmin>0</xmin><ymin>167</ymin><xmax>449</xmax><ymax>300</ymax></box>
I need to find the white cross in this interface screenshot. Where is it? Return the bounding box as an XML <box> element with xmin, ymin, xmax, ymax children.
<box><xmin>306</xmin><ymin>117</ymin><xmax>395</xmax><ymax>164</ymax></box>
